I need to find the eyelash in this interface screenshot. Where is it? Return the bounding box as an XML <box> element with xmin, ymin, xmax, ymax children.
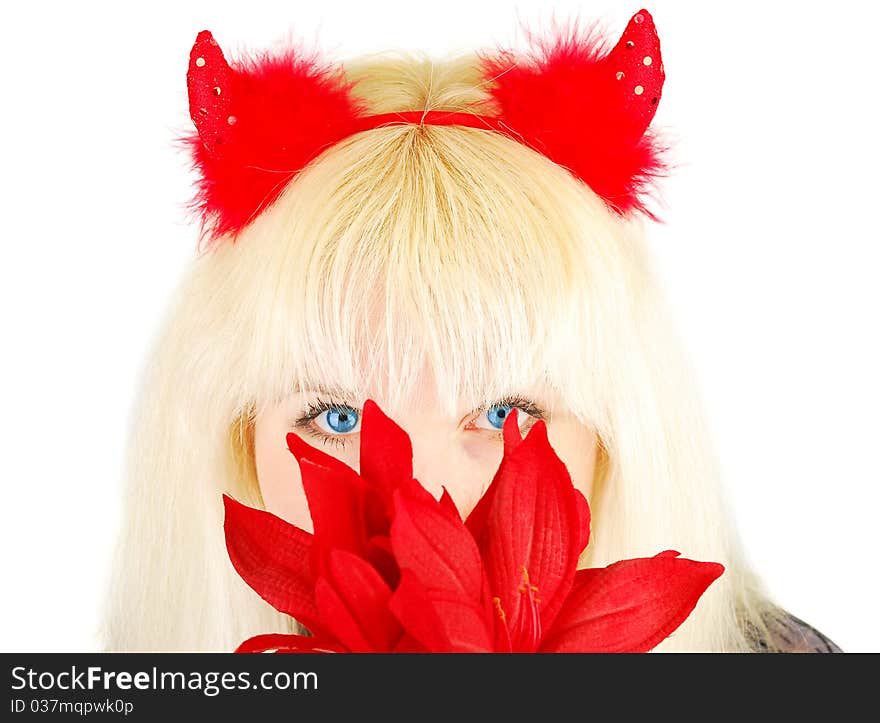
<box><xmin>291</xmin><ymin>394</ymin><xmax>546</xmax><ymax>449</ymax></box>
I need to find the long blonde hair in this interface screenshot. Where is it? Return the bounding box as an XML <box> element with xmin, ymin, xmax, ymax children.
<box><xmin>99</xmin><ymin>44</ymin><xmax>789</xmax><ymax>652</ymax></box>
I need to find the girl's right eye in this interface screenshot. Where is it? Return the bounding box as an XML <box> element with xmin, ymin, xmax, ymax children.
<box><xmin>292</xmin><ymin>399</ymin><xmax>362</xmax><ymax>449</ymax></box>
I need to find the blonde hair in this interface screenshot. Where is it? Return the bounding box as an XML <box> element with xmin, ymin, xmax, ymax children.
<box><xmin>99</xmin><ymin>45</ymin><xmax>791</xmax><ymax>652</ymax></box>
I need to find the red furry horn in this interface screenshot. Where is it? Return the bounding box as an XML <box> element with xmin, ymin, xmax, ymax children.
<box><xmin>183</xmin><ymin>30</ymin><xmax>367</xmax><ymax>244</ymax></box>
<box><xmin>180</xmin><ymin>11</ymin><xmax>668</xmax><ymax>246</ymax></box>
<box><xmin>477</xmin><ymin>9</ymin><xmax>667</xmax><ymax>217</ymax></box>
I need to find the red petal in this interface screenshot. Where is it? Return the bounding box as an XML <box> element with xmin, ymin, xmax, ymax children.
<box><xmin>654</xmin><ymin>549</ymin><xmax>682</xmax><ymax>558</ymax></box>
<box><xmin>363</xmin><ymin>488</ymin><xmax>391</xmax><ymax>538</ymax></box>
<box><xmin>464</xmin><ymin>408</ymin><xmax>523</xmax><ymax>544</ymax></box>
<box><xmin>364</xmin><ymin>533</ymin><xmax>399</xmax><ymax>588</ymax></box>
<box><xmin>573</xmin><ymin>488</ymin><xmax>591</xmax><ymax>554</ymax></box>
<box><xmin>465</xmin><ymin>407</ymin><xmax>522</xmax><ymax>548</ymax></box>
<box><xmin>289</xmin><ymin>430</ymin><xmax>395</xmax><ymax>576</ymax></box>
<box><xmin>359</xmin><ymin>399</ymin><xmax>414</xmax><ymax>503</ymax></box>
<box><xmin>439</xmin><ymin>487</ymin><xmax>462</xmax><ymax>520</ymax></box>
<box><xmin>389</xmin><ymin>482</ymin><xmax>494</xmax><ymax>651</ymax></box>
<box><xmin>222</xmin><ymin>495</ymin><xmax>321</xmax><ymax>632</ymax></box>
<box><xmin>287</xmin><ymin>449</ymin><xmax>369</xmax><ymax>573</ymax></box>
<box><xmin>235</xmin><ymin>633</ymin><xmax>346</xmax><ymax>653</ymax></box>
<box><xmin>392</xmin><ymin>632</ymin><xmax>430</xmax><ymax>653</ymax></box>
<box><xmin>463</xmin><ymin>479</ymin><xmax>497</xmax><ymax>549</ymax></box>
<box><xmin>388</xmin><ymin>569</ymin><xmax>453</xmax><ymax>650</ymax></box>
<box><xmin>313</xmin><ymin>549</ymin><xmax>401</xmax><ymax>652</ymax></box>
<box><xmin>502</xmin><ymin>406</ymin><xmax>524</xmax><ymax>453</ymax></box>
<box><xmin>391</xmin><ymin>482</ymin><xmax>483</xmax><ymax>600</ymax></box>
<box><xmin>389</xmin><ymin>569</ymin><xmax>494</xmax><ymax>652</ymax></box>
<box><xmin>286</xmin><ymin>428</ymin><xmax>354</xmax><ymax>470</ymax></box>
<box><xmin>479</xmin><ymin>420</ymin><xmax>584</xmax><ymax>648</ymax></box>
<box><xmin>540</xmin><ymin>555</ymin><xmax>725</xmax><ymax>652</ymax></box>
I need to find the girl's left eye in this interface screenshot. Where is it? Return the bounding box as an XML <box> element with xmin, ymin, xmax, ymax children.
<box><xmin>471</xmin><ymin>400</ymin><xmax>541</xmax><ymax>432</ymax></box>
<box><xmin>312</xmin><ymin>405</ymin><xmax>361</xmax><ymax>436</ymax></box>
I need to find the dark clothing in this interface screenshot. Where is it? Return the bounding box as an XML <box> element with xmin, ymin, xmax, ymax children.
<box><xmin>750</xmin><ymin>611</ymin><xmax>843</xmax><ymax>653</ymax></box>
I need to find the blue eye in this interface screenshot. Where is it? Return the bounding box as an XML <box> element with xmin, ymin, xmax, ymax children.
<box><xmin>473</xmin><ymin>400</ymin><xmax>538</xmax><ymax>432</ymax></box>
<box><xmin>486</xmin><ymin>404</ymin><xmax>514</xmax><ymax>430</ymax></box>
<box><xmin>293</xmin><ymin>398</ymin><xmax>363</xmax><ymax>449</ymax></box>
<box><xmin>314</xmin><ymin>405</ymin><xmax>360</xmax><ymax>435</ymax></box>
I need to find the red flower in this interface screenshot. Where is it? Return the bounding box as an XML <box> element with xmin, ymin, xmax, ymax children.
<box><xmin>223</xmin><ymin>401</ymin><xmax>724</xmax><ymax>652</ymax></box>
<box><xmin>224</xmin><ymin>400</ymin><xmax>414</xmax><ymax>651</ymax></box>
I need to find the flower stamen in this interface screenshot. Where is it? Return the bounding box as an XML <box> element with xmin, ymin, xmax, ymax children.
<box><xmin>516</xmin><ymin>565</ymin><xmax>542</xmax><ymax>651</ymax></box>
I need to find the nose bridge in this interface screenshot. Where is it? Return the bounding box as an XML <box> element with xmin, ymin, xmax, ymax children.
<box><xmin>408</xmin><ymin>430</ymin><xmax>449</xmax><ymax>498</ymax></box>
<box><xmin>408</xmin><ymin>429</ymin><xmax>487</xmax><ymax>520</ymax></box>
<box><xmin>379</xmin><ymin>374</ymin><xmax>486</xmax><ymax>518</ymax></box>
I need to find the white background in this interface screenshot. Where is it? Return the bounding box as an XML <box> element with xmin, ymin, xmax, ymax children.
<box><xmin>1</xmin><ymin>1</ymin><xmax>877</xmax><ymax>653</ymax></box>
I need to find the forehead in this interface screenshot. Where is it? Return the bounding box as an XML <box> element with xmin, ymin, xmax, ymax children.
<box><xmin>244</xmin><ymin>196</ymin><xmax>593</xmax><ymax>423</ymax></box>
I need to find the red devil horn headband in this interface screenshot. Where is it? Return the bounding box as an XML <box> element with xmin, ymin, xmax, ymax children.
<box><xmin>182</xmin><ymin>9</ymin><xmax>666</xmax><ymax>245</ymax></box>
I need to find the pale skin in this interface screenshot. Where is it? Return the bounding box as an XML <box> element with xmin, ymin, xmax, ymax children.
<box><xmin>254</xmin><ymin>372</ymin><xmax>599</xmax><ymax>532</ymax></box>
